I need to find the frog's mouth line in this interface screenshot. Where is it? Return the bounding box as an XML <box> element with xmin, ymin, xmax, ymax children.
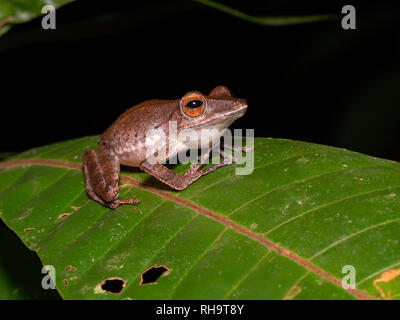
<box><xmin>185</xmin><ymin>106</ymin><xmax>247</xmax><ymax>130</ymax></box>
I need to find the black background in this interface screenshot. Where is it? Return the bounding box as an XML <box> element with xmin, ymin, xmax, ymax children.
<box><xmin>0</xmin><ymin>0</ymin><xmax>399</xmax><ymax>161</ymax></box>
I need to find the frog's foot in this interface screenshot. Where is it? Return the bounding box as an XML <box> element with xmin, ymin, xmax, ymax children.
<box><xmin>108</xmin><ymin>198</ymin><xmax>141</xmax><ymax>210</ymax></box>
<box><xmin>219</xmin><ymin>144</ymin><xmax>254</xmax><ymax>164</ymax></box>
<box><xmin>219</xmin><ymin>149</ymin><xmax>237</xmax><ymax>164</ymax></box>
<box><xmin>83</xmin><ymin>149</ymin><xmax>141</xmax><ymax>210</ymax></box>
<box><xmin>196</xmin><ymin>161</ymin><xmax>232</xmax><ymax>174</ymax></box>
<box><xmin>223</xmin><ymin>143</ymin><xmax>254</xmax><ymax>153</ymax></box>
<box><xmin>192</xmin><ymin>146</ymin><xmax>234</xmax><ymax>172</ymax></box>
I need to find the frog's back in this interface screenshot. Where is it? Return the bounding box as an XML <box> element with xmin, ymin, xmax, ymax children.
<box><xmin>98</xmin><ymin>99</ymin><xmax>178</xmax><ymax>166</ymax></box>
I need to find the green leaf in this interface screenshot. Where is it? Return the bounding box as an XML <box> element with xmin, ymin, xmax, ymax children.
<box><xmin>0</xmin><ymin>0</ymin><xmax>76</xmax><ymax>36</ymax></box>
<box><xmin>195</xmin><ymin>0</ymin><xmax>339</xmax><ymax>26</ymax></box>
<box><xmin>1</xmin><ymin>136</ymin><xmax>400</xmax><ymax>299</ymax></box>
<box><xmin>0</xmin><ymin>0</ymin><xmax>338</xmax><ymax>39</ymax></box>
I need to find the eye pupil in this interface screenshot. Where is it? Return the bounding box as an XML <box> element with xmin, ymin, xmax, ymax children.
<box><xmin>186</xmin><ymin>100</ymin><xmax>203</xmax><ymax>109</ymax></box>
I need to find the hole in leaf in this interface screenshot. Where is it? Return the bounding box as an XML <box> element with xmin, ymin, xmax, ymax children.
<box><xmin>140</xmin><ymin>265</ymin><xmax>170</xmax><ymax>285</ymax></box>
<box><xmin>98</xmin><ymin>277</ymin><xmax>126</xmax><ymax>294</ymax></box>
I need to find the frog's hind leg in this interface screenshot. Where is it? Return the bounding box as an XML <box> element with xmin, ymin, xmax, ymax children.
<box><xmin>82</xmin><ymin>148</ymin><xmax>139</xmax><ymax>209</ymax></box>
<box><xmin>83</xmin><ymin>152</ymin><xmax>107</xmax><ymax>207</ymax></box>
<box><xmin>83</xmin><ymin>149</ymin><xmax>118</xmax><ymax>207</ymax></box>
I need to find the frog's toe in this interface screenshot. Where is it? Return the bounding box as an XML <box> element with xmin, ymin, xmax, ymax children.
<box><xmin>120</xmin><ymin>198</ymin><xmax>141</xmax><ymax>205</ymax></box>
<box><xmin>108</xmin><ymin>202</ymin><xmax>120</xmax><ymax>210</ymax></box>
<box><xmin>109</xmin><ymin>198</ymin><xmax>141</xmax><ymax>209</ymax></box>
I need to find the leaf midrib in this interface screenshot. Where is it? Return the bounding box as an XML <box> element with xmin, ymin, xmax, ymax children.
<box><xmin>0</xmin><ymin>158</ymin><xmax>373</xmax><ymax>300</ymax></box>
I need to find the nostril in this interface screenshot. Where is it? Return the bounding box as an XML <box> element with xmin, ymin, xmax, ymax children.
<box><xmin>238</xmin><ymin>99</ymin><xmax>248</xmax><ymax>107</ymax></box>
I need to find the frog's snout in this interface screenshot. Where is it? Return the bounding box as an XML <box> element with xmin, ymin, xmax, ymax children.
<box><xmin>235</xmin><ymin>98</ymin><xmax>248</xmax><ymax>115</ymax></box>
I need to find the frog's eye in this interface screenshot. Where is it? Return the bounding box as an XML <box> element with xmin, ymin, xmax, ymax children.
<box><xmin>180</xmin><ymin>92</ymin><xmax>207</xmax><ymax>118</ymax></box>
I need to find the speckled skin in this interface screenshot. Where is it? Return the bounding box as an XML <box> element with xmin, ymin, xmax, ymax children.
<box><xmin>83</xmin><ymin>86</ymin><xmax>247</xmax><ymax>209</ymax></box>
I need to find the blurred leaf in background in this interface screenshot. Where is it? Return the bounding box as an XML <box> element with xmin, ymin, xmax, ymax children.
<box><xmin>0</xmin><ymin>0</ymin><xmax>339</xmax><ymax>38</ymax></box>
<box><xmin>195</xmin><ymin>0</ymin><xmax>339</xmax><ymax>26</ymax></box>
<box><xmin>0</xmin><ymin>0</ymin><xmax>76</xmax><ymax>36</ymax></box>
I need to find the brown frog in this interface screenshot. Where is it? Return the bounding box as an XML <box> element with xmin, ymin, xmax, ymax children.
<box><xmin>83</xmin><ymin>86</ymin><xmax>248</xmax><ymax>209</ymax></box>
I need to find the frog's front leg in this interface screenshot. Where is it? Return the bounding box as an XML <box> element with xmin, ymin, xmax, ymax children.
<box><xmin>140</xmin><ymin>153</ymin><xmax>231</xmax><ymax>191</ymax></box>
<box><xmin>219</xmin><ymin>143</ymin><xmax>254</xmax><ymax>163</ymax></box>
<box><xmin>82</xmin><ymin>146</ymin><xmax>140</xmax><ymax>209</ymax></box>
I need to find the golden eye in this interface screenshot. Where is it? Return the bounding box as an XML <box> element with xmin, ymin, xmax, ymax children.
<box><xmin>180</xmin><ymin>92</ymin><xmax>207</xmax><ymax>118</ymax></box>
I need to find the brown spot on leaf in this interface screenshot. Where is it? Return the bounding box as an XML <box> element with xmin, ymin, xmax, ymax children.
<box><xmin>64</xmin><ymin>279</ymin><xmax>69</xmax><ymax>286</ymax></box>
<box><xmin>373</xmin><ymin>268</ymin><xmax>400</xmax><ymax>300</ymax></box>
<box><xmin>64</xmin><ymin>265</ymin><xmax>78</xmax><ymax>271</ymax></box>
<box><xmin>58</xmin><ymin>212</ymin><xmax>73</xmax><ymax>219</ymax></box>
<box><xmin>283</xmin><ymin>285</ymin><xmax>302</xmax><ymax>300</ymax></box>
<box><xmin>58</xmin><ymin>206</ymin><xmax>80</xmax><ymax>219</ymax></box>
<box><xmin>24</xmin><ymin>228</ymin><xmax>35</xmax><ymax>231</ymax></box>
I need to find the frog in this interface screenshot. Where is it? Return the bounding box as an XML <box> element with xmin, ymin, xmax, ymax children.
<box><xmin>82</xmin><ymin>85</ymin><xmax>248</xmax><ymax>209</ymax></box>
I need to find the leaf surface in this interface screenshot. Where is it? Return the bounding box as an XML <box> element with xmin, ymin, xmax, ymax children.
<box><xmin>1</xmin><ymin>136</ymin><xmax>400</xmax><ymax>300</ymax></box>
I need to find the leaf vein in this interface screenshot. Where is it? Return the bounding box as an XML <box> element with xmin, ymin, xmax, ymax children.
<box><xmin>310</xmin><ymin>217</ymin><xmax>400</xmax><ymax>260</ymax></box>
<box><xmin>168</xmin><ymin>227</ymin><xmax>228</xmax><ymax>299</ymax></box>
<box><xmin>264</xmin><ymin>184</ymin><xmax>400</xmax><ymax>236</ymax></box>
<box><xmin>223</xmin><ymin>251</ymin><xmax>271</xmax><ymax>299</ymax></box>
<box><xmin>230</xmin><ymin>163</ymin><xmax>395</xmax><ymax>218</ymax></box>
